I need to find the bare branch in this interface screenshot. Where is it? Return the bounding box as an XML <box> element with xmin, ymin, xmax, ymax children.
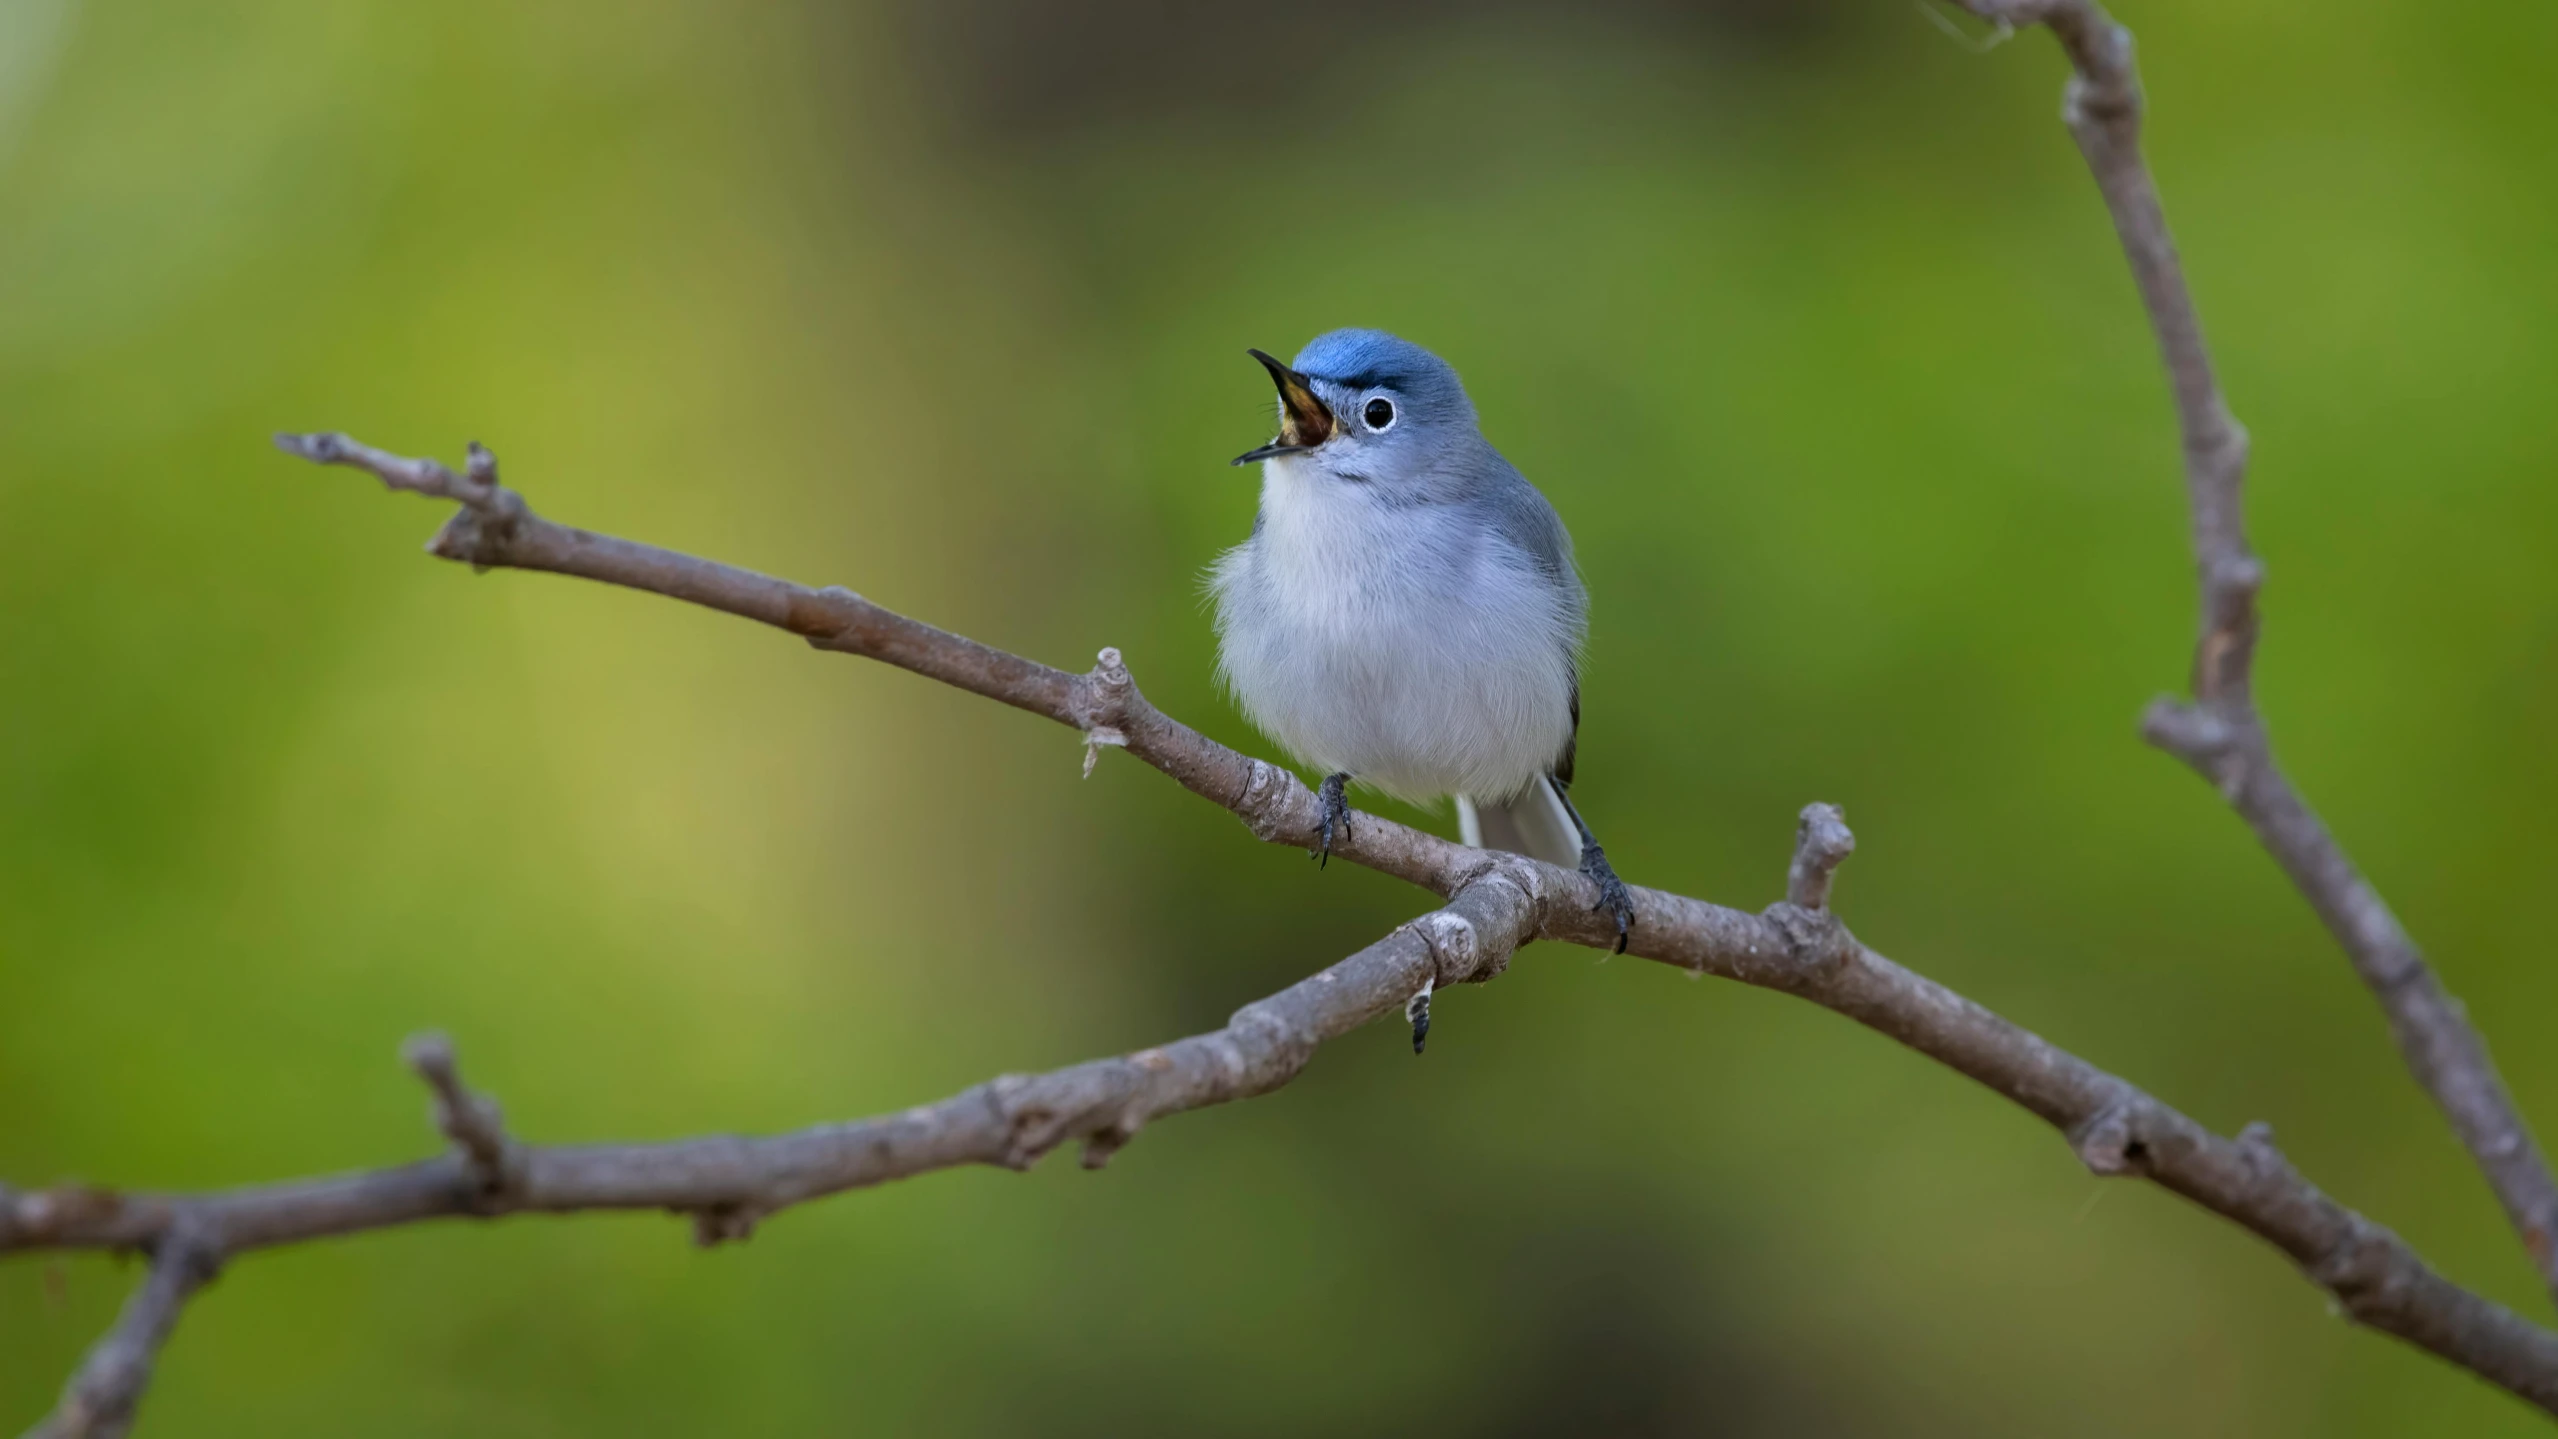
<box><xmin>18</xmin><ymin>24</ymin><xmax>2553</xmax><ymax>1420</ymax></box>
<box><xmin>0</xmin><ymin>876</ymin><xmax>1528</xmax><ymax>1260</ymax></box>
<box><xmin>22</xmin><ymin>1222</ymin><xmax>219</xmax><ymax>1439</ymax></box>
<box><xmin>1785</xmin><ymin>802</ymin><xmax>1856</xmax><ymax>912</ymax></box>
<box><xmin>401</xmin><ymin>1032</ymin><xmax>516</xmax><ymax>1203</ymax></box>
<box><xmin>1959</xmin><ymin>0</ymin><xmax>2558</xmax><ymax>1300</ymax></box>
<box><xmin>5</xmin><ymin>878</ymin><xmax>1537</xmax><ymax>1428</ymax></box>
<box><xmin>7</xmin><ymin>439</ymin><xmax>2554</xmax><ymax>1428</ymax></box>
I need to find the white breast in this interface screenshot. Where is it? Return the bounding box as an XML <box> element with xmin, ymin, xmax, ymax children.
<box><xmin>1209</xmin><ymin>457</ymin><xmax>1579</xmax><ymax>805</ymax></box>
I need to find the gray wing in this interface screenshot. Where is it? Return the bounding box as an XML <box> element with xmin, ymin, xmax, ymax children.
<box><xmin>1473</xmin><ymin>455</ymin><xmax>1581</xmax><ymax>593</ymax></box>
<box><xmin>1468</xmin><ymin>448</ymin><xmax>1588</xmax><ymax>783</ymax></box>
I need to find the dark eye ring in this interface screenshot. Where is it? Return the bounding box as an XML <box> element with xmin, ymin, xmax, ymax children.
<box><xmin>1362</xmin><ymin>397</ymin><xmax>1395</xmax><ymax>431</ymax></box>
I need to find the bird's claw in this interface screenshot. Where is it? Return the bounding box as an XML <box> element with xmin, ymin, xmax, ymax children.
<box><xmin>1581</xmin><ymin>843</ymin><xmax>1635</xmax><ymax>955</ymax></box>
<box><xmin>1312</xmin><ymin>772</ymin><xmax>1354</xmax><ymax>869</ymax></box>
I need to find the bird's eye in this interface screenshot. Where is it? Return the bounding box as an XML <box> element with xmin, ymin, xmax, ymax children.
<box><xmin>1362</xmin><ymin>397</ymin><xmax>1395</xmax><ymax>432</ymax></box>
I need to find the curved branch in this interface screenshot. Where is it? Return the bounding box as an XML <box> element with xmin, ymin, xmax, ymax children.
<box><xmin>20</xmin><ymin>1221</ymin><xmax>218</xmax><ymax>1439</ymax></box>
<box><xmin>9</xmin><ymin>12</ymin><xmax>2552</xmax><ymax>1425</ymax></box>
<box><xmin>9</xmin><ymin>882</ymin><xmax>1534</xmax><ymax>1254</ymax></box>
<box><xmin>1959</xmin><ymin>0</ymin><xmax>2558</xmax><ymax>1300</ymax></box>
<box><xmin>9</xmin><ymin>878</ymin><xmax>1533</xmax><ymax>1434</ymax></box>
<box><xmin>6</xmin><ymin>436</ymin><xmax>2554</xmax><ymax>1431</ymax></box>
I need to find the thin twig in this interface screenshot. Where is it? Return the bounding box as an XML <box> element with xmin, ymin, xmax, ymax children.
<box><xmin>1785</xmin><ymin>803</ymin><xmax>1856</xmax><ymax>911</ymax></box>
<box><xmin>8</xmin><ymin>879</ymin><xmax>1536</xmax><ymax>1425</ymax></box>
<box><xmin>0</xmin><ymin>879</ymin><xmax>1530</xmax><ymax>1256</ymax></box>
<box><xmin>22</xmin><ymin>1221</ymin><xmax>219</xmax><ymax>1439</ymax></box>
<box><xmin>6</xmin><ymin>438</ymin><xmax>2554</xmax><ymax>1431</ymax></box>
<box><xmin>11</xmin><ymin>14</ymin><xmax>2552</xmax><ymax>1423</ymax></box>
<box><xmin>401</xmin><ymin>1032</ymin><xmax>517</xmax><ymax>1203</ymax></box>
<box><xmin>1958</xmin><ymin>0</ymin><xmax>2558</xmax><ymax>1301</ymax></box>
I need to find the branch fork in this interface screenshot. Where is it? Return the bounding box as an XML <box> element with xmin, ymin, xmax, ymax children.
<box><xmin>26</xmin><ymin>1220</ymin><xmax>221</xmax><ymax>1439</ymax></box>
<box><xmin>14</xmin><ymin>515</ymin><xmax>2558</xmax><ymax>1417</ymax></box>
<box><xmin>273</xmin><ymin>432</ymin><xmax>526</xmax><ymax>568</ymax></box>
<box><xmin>1760</xmin><ymin>803</ymin><xmax>1859</xmax><ymax>977</ymax></box>
<box><xmin>401</xmin><ymin>1032</ymin><xmax>519</xmax><ymax>1208</ymax></box>
<box><xmin>1964</xmin><ymin>0</ymin><xmax>2558</xmax><ymax>1312</ymax></box>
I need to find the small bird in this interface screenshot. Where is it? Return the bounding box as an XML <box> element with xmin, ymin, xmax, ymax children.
<box><xmin>1210</xmin><ymin>329</ymin><xmax>1636</xmax><ymax>990</ymax></box>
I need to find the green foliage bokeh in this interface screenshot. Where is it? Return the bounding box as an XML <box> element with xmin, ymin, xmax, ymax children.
<box><xmin>4</xmin><ymin>1</ymin><xmax>2555</xmax><ymax>1432</ymax></box>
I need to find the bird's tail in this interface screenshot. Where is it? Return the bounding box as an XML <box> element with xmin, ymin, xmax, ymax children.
<box><xmin>1455</xmin><ymin>777</ymin><xmax>1582</xmax><ymax>870</ymax></box>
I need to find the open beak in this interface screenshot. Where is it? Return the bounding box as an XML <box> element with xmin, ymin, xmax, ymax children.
<box><xmin>1232</xmin><ymin>348</ymin><xmax>1336</xmax><ymax>465</ymax></box>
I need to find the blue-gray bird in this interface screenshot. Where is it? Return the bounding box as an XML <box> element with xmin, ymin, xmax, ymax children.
<box><xmin>1211</xmin><ymin>329</ymin><xmax>1635</xmax><ymax>960</ymax></box>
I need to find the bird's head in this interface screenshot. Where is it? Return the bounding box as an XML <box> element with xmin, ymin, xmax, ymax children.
<box><xmin>1231</xmin><ymin>329</ymin><xmax>1479</xmax><ymax>482</ymax></box>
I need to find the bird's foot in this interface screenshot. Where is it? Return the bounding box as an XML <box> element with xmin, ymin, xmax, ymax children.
<box><xmin>1312</xmin><ymin>772</ymin><xmax>1354</xmax><ymax>868</ymax></box>
<box><xmin>1580</xmin><ymin>840</ymin><xmax>1635</xmax><ymax>955</ymax></box>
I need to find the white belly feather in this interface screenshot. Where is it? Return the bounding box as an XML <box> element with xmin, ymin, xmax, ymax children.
<box><xmin>1210</xmin><ymin>456</ymin><xmax>1579</xmax><ymax>805</ymax></box>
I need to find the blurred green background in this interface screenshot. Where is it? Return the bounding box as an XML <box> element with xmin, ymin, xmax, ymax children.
<box><xmin>4</xmin><ymin>0</ymin><xmax>2555</xmax><ymax>1432</ymax></box>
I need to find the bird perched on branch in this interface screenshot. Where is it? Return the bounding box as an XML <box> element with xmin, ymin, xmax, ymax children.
<box><xmin>1211</xmin><ymin>330</ymin><xmax>1635</xmax><ymax>989</ymax></box>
